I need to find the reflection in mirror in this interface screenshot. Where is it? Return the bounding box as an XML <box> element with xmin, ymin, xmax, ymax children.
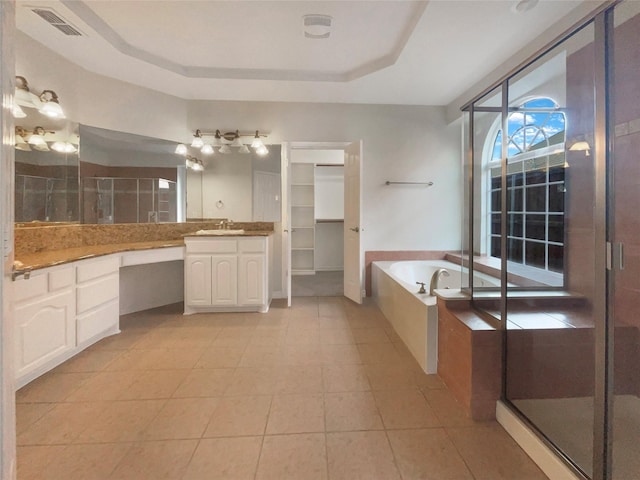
<box><xmin>79</xmin><ymin>125</ymin><xmax>183</xmax><ymax>224</ymax></box>
<box><xmin>186</xmin><ymin>145</ymin><xmax>281</xmax><ymax>222</ymax></box>
<box><xmin>14</xmin><ymin>109</ymin><xmax>80</xmax><ymax>223</ymax></box>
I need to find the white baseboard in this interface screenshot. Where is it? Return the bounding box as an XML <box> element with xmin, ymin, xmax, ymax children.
<box><xmin>496</xmin><ymin>401</ymin><xmax>581</xmax><ymax>480</ymax></box>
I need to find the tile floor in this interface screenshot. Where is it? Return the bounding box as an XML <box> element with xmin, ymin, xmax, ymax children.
<box><xmin>291</xmin><ymin>271</ymin><xmax>344</xmax><ymax>297</ymax></box>
<box><xmin>16</xmin><ymin>297</ymin><xmax>548</xmax><ymax>480</ymax></box>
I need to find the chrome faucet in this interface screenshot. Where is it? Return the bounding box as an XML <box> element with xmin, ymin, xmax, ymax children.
<box><xmin>429</xmin><ymin>268</ymin><xmax>450</xmax><ymax>295</ymax></box>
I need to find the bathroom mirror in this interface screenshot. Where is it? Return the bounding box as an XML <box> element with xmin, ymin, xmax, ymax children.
<box><xmin>186</xmin><ymin>145</ymin><xmax>282</xmax><ymax>223</ymax></box>
<box><xmin>14</xmin><ymin>106</ymin><xmax>80</xmax><ymax>223</ymax></box>
<box><xmin>81</xmin><ymin>125</ymin><xmax>282</xmax><ymax>223</ymax></box>
<box><xmin>15</xmin><ymin>120</ymin><xmax>282</xmax><ymax>224</ymax></box>
<box><xmin>79</xmin><ymin>125</ymin><xmax>183</xmax><ymax>224</ymax></box>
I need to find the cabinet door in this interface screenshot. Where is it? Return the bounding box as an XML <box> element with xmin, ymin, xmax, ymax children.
<box><xmin>15</xmin><ymin>289</ymin><xmax>75</xmax><ymax>378</ymax></box>
<box><xmin>238</xmin><ymin>254</ymin><xmax>265</xmax><ymax>306</ymax></box>
<box><xmin>185</xmin><ymin>255</ymin><xmax>212</xmax><ymax>306</ymax></box>
<box><xmin>211</xmin><ymin>256</ymin><xmax>238</xmax><ymax>306</ymax></box>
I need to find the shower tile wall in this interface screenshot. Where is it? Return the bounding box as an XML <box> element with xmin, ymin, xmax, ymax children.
<box><xmin>613</xmin><ymin>11</ymin><xmax>640</xmax><ymax>398</ymax></box>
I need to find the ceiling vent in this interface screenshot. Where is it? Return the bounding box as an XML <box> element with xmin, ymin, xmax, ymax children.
<box><xmin>303</xmin><ymin>14</ymin><xmax>332</xmax><ymax>39</ymax></box>
<box><xmin>31</xmin><ymin>8</ymin><xmax>83</xmax><ymax>36</ymax></box>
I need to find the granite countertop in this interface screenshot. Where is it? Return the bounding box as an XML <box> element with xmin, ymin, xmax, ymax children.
<box><xmin>15</xmin><ymin>239</ymin><xmax>185</xmax><ymax>271</ymax></box>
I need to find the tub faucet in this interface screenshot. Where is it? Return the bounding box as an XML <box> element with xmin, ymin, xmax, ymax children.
<box><xmin>429</xmin><ymin>268</ymin><xmax>450</xmax><ymax>295</ymax></box>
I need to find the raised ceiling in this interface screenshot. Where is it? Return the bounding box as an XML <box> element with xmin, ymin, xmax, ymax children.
<box><xmin>16</xmin><ymin>0</ymin><xmax>589</xmax><ymax>106</ymax></box>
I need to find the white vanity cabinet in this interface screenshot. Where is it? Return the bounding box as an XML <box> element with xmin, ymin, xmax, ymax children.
<box><xmin>75</xmin><ymin>256</ymin><xmax>120</xmax><ymax>345</ymax></box>
<box><xmin>13</xmin><ymin>256</ymin><xmax>121</xmax><ymax>388</ymax></box>
<box><xmin>184</xmin><ymin>235</ymin><xmax>272</xmax><ymax>314</ymax></box>
<box><xmin>14</xmin><ymin>265</ymin><xmax>76</xmax><ymax>384</ymax></box>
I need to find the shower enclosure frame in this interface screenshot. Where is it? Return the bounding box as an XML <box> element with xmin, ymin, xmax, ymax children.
<box><xmin>460</xmin><ymin>2</ymin><xmax>624</xmax><ymax>479</ymax></box>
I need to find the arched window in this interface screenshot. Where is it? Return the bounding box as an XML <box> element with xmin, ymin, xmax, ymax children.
<box><xmin>487</xmin><ymin>97</ymin><xmax>566</xmax><ymax>277</ymax></box>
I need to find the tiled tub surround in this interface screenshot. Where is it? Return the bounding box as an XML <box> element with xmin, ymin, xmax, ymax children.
<box><xmin>437</xmin><ymin>299</ymin><xmax>640</xmax><ymax>420</ymax></box>
<box><xmin>372</xmin><ymin>259</ymin><xmax>502</xmax><ymax>375</ymax></box>
<box><xmin>372</xmin><ymin>260</ymin><xmax>470</xmax><ymax>375</ymax></box>
<box><xmin>14</xmin><ymin>222</ymin><xmax>274</xmax><ymax>269</ymax></box>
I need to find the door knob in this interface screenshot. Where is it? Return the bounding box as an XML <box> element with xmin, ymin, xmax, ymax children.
<box><xmin>350</xmin><ymin>227</ymin><xmax>360</xmax><ymax>233</ymax></box>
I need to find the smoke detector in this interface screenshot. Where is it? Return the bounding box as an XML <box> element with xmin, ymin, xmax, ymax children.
<box><xmin>512</xmin><ymin>0</ymin><xmax>539</xmax><ymax>13</ymax></box>
<box><xmin>303</xmin><ymin>14</ymin><xmax>332</xmax><ymax>39</ymax></box>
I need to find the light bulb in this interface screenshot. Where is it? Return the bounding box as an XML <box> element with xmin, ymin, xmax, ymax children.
<box><xmin>191</xmin><ymin>130</ymin><xmax>204</xmax><ymax>149</ymax></box>
<box><xmin>201</xmin><ymin>144</ymin><xmax>214</xmax><ymax>155</ymax></box>
<box><xmin>38</xmin><ymin>90</ymin><xmax>65</xmax><ymax>118</ymax></box>
<box><xmin>39</xmin><ymin>101</ymin><xmax>65</xmax><ymax>118</ymax></box>
<box><xmin>230</xmin><ymin>131</ymin><xmax>243</xmax><ymax>147</ymax></box>
<box><xmin>251</xmin><ymin>131</ymin><xmax>264</xmax><ymax>149</ymax></box>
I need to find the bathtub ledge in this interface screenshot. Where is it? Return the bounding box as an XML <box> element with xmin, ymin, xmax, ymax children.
<box><xmin>434</xmin><ymin>289</ymin><xmax>469</xmax><ymax>301</ymax></box>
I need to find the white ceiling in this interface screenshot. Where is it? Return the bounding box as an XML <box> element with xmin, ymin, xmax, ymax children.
<box><xmin>16</xmin><ymin>0</ymin><xmax>589</xmax><ymax>106</ymax></box>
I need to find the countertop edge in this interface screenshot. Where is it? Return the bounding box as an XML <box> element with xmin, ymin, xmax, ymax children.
<box><xmin>16</xmin><ymin>231</ymin><xmax>275</xmax><ymax>271</ymax></box>
<box><xmin>15</xmin><ymin>241</ymin><xmax>186</xmax><ymax>271</ymax></box>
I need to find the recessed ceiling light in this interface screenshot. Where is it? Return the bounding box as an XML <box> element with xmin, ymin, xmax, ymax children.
<box><xmin>512</xmin><ymin>0</ymin><xmax>539</xmax><ymax>13</ymax></box>
<box><xmin>303</xmin><ymin>14</ymin><xmax>332</xmax><ymax>39</ymax></box>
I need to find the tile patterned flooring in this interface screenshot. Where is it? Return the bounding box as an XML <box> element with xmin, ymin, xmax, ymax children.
<box><xmin>16</xmin><ymin>297</ymin><xmax>548</xmax><ymax>480</ymax></box>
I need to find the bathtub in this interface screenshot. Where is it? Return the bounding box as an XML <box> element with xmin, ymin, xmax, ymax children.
<box><xmin>372</xmin><ymin>260</ymin><xmax>497</xmax><ymax>374</ymax></box>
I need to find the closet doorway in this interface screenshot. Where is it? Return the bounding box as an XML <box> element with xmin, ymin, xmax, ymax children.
<box><xmin>283</xmin><ymin>143</ymin><xmax>362</xmax><ymax>302</ymax></box>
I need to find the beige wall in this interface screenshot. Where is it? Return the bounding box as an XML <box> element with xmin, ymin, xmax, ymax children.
<box><xmin>16</xmin><ymin>31</ymin><xmax>463</xmax><ymax>255</ymax></box>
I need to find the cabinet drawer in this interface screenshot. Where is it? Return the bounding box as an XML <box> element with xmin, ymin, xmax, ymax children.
<box><xmin>76</xmin><ymin>273</ymin><xmax>119</xmax><ymax>314</ymax></box>
<box><xmin>239</xmin><ymin>238</ymin><xmax>266</xmax><ymax>253</ymax></box>
<box><xmin>76</xmin><ymin>256</ymin><xmax>120</xmax><ymax>283</ymax></box>
<box><xmin>13</xmin><ymin>272</ymin><xmax>48</xmax><ymax>303</ymax></box>
<box><xmin>49</xmin><ymin>266</ymin><xmax>74</xmax><ymax>291</ymax></box>
<box><xmin>77</xmin><ymin>299</ymin><xmax>119</xmax><ymax>345</ymax></box>
<box><xmin>187</xmin><ymin>238</ymin><xmax>238</xmax><ymax>254</ymax></box>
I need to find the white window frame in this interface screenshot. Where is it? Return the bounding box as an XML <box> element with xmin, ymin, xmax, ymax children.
<box><xmin>482</xmin><ymin>98</ymin><xmax>566</xmax><ymax>287</ymax></box>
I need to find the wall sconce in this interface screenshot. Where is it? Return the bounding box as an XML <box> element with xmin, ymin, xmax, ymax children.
<box><xmin>15</xmin><ymin>126</ymin><xmax>78</xmax><ymax>154</ymax></box>
<box><xmin>15</xmin><ymin>127</ymin><xmax>31</xmax><ymax>151</ymax></box>
<box><xmin>27</xmin><ymin>126</ymin><xmax>50</xmax><ymax>151</ymax></box>
<box><xmin>568</xmin><ymin>140</ymin><xmax>590</xmax><ymax>156</ymax></box>
<box><xmin>176</xmin><ymin>129</ymin><xmax>269</xmax><ymax>157</ymax></box>
<box><xmin>15</xmin><ymin>76</ymin><xmax>66</xmax><ymax>119</ymax></box>
<box><xmin>39</xmin><ymin>90</ymin><xmax>65</xmax><ymax>118</ymax></box>
<box><xmin>185</xmin><ymin>155</ymin><xmax>204</xmax><ymax>171</ymax></box>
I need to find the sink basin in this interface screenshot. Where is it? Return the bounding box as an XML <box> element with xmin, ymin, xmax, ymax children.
<box><xmin>195</xmin><ymin>229</ymin><xmax>245</xmax><ymax>235</ymax></box>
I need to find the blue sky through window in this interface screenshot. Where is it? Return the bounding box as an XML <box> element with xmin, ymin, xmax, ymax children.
<box><xmin>492</xmin><ymin>98</ymin><xmax>565</xmax><ymax>160</ymax></box>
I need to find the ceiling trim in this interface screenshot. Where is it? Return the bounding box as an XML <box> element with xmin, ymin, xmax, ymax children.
<box><xmin>61</xmin><ymin>0</ymin><xmax>428</xmax><ymax>83</ymax></box>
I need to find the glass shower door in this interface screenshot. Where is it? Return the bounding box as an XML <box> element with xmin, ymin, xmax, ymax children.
<box><xmin>503</xmin><ymin>23</ymin><xmax>598</xmax><ymax>478</ymax></box>
<box><xmin>611</xmin><ymin>2</ymin><xmax>640</xmax><ymax>478</ymax></box>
